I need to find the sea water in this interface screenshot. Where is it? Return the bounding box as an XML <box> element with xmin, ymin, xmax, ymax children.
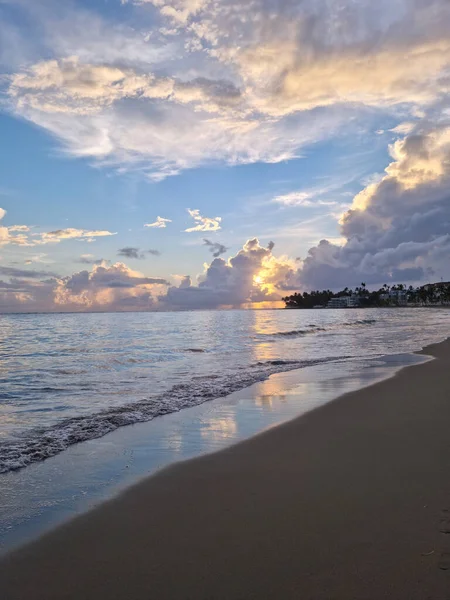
<box><xmin>0</xmin><ymin>307</ymin><xmax>449</xmax><ymax>550</ymax></box>
<box><xmin>0</xmin><ymin>307</ymin><xmax>449</xmax><ymax>473</ymax></box>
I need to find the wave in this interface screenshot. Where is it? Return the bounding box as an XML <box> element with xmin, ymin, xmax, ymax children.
<box><xmin>0</xmin><ymin>355</ymin><xmax>342</xmax><ymax>474</ymax></box>
<box><xmin>263</xmin><ymin>319</ymin><xmax>377</xmax><ymax>338</ymax></box>
<box><xmin>269</xmin><ymin>327</ymin><xmax>327</xmax><ymax>337</ymax></box>
<box><xmin>184</xmin><ymin>348</ymin><xmax>206</xmax><ymax>353</ymax></box>
<box><xmin>50</xmin><ymin>368</ymin><xmax>88</xmax><ymax>376</ymax></box>
<box><xmin>351</xmin><ymin>319</ymin><xmax>377</xmax><ymax>325</ymax></box>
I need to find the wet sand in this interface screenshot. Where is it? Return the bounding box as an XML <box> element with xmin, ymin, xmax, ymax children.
<box><xmin>2</xmin><ymin>339</ymin><xmax>450</xmax><ymax>599</ymax></box>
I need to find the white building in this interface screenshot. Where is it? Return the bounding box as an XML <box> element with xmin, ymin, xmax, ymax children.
<box><xmin>327</xmin><ymin>296</ymin><xmax>359</xmax><ymax>308</ymax></box>
<box><xmin>380</xmin><ymin>290</ymin><xmax>407</xmax><ymax>305</ymax></box>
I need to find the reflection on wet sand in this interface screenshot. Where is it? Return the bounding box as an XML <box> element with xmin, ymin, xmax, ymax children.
<box><xmin>163</xmin><ymin>429</ymin><xmax>184</xmax><ymax>453</ymax></box>
<box><xmin>253</xmin><ymin>371</ymin><xmax>292</xmax><ymax>408</ymax></box>
<box><xmin>200</xmin><ymin>416</ymin><xmax>238</xmax><ymax>443</ymax></box>
<box><xmin>255</xmin><ymin>394</ymin><xmax>287</xmax><ymax>409</ymax></box>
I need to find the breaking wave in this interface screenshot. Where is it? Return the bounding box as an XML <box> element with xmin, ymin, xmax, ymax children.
<box><xmin>0</xmin><ymin>355</ymin><xmax>342</xmax><ymax>474</ymax></box>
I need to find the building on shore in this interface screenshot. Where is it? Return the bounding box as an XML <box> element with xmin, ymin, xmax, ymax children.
<box><xmin>379</xmin><ymin>290</ymin><xmax>407</xmax><ymax>305</ymax></box>
<box><xmin>327</xmin><ymin>296</ymin><xmax>360</xmax><ymax>308</ymax></box>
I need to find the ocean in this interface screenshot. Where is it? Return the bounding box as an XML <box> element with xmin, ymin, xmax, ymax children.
<box><xmin>1</xmin><ymin>307</ymin><xmax>449</xmax><ymax>474</ymax></box>
<box><xmin>1</xmin><ymin>307</ymin><xmax>449</xmax><ymax>549</ymax></box>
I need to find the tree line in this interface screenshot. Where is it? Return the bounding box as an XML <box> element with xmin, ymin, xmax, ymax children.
<box><xmin>282</xmin><ymin>282</ymin><xmax>450</xmax><ymax>309</ymax></box>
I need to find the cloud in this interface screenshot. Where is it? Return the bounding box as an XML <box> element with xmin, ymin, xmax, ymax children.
<box><xmin>4</xmin><ymin>53</ymin><xmax>346</xmax><ymax>178</ymax></box>
<box><xmin>117</xmin><ymin>246</ymin><xmax>161</xmax><ymax>259</ymax></box>
<box><xmin>145</xmin><ymin>216</ymin><xmax>172</xmax><ymax>228</ymax></box>
<box><xmin>0</xmin><ymin>226</ymin><xmax>117</xmax><ymax>249</ymax></box>
<box><xmin>273</xmin><ymin>191</ymin><xmax>339</xmax><ymax>208</ymax></box>
<box><xmin>39</xmin><ymin>228</ymin><xmax>117</xmax><ymax>243</ymax></box>
<box><xmin>24</xmin><ymin>253</ymin><xmax>52</xmax><ymax>265</ymax></box>
<box><xmin>0</xmin><ymin>260</ymin><xmax>170</xmax><ymax>313</ymax></box>
<box><xmin>203</xmin><ymin>238</ymin><xmax>228</xmax><ymax>257</ymax></box>
<box><xmin>390</xmin><ymin>122</ymin><xmax>416</xmax><ymax>135</ymax></box>
<box><xmin>118</xmin><ymin>247</ymin><xmax>145</xmax><ymax>260</ymax></box>
<box><xmin>273</xmin><ymin>192</ymin><xmax>312</xmax><ymax>206</ymax></box>
<box><xmin>287</xmin><ymin>124</ymin><xmax>450</xmax><ymax>289</ymax></box>
<box><xmin>55</xmin><ymin>262</ymin><xmax>169</xmax><ymax>311</ymax></box>
<box><xmin>8</xmin><ymin>0</ymin><xmax>431</xmax><ymax>178</ymax></box>
<box><xmin>8</xmin><ymin>56</ymin><xmax>242</xmax><ymax>117</ymax></box>
<box><xmin>134</xmin><ymin>0</ymin><xmax>209</xmax><ymax>25</ymax></box>
<box><xmin>236</xmin><ymin>39</ymin><xmax>450</xmax><ymax>117</ymax></box>
<box><xmin>185</xmin><ymin>209</ymin><xmax>221</xmax><ymax>232</ymax></box>
<box><xmin>0</xmin><ymin>266</ymin><xmax>59</xmax><ymax>279</ymax></box>
<box><xmin>272</xmin><ymin>179</ymin><xmax>351</xmax><ymax>210</ymax></box>
<box><xmin>8</xmin><ymin>57</ymin><xmax>171</xmax><ymax>115</ymax></box>
<box><xmin>0</xmin><ymin>279</ymin><xmax>58</xmax><ymax>313</ymax></box>
<box><xmin>63</xmin><ymin>263</ymin><xmax>168</xmax><ymax>290</ymax></box>
<box><xmin>8</xmin><ymin>225</ymin><xmax>30</xmax><ymax>233</ymax></box>
<box><xmin>161</xmin><ymin>238</ymin><xmax>293</xmax><ymax>308</ymax></box>
<box><xmin>0</xmin><ymin>208</ymin><xmax>34</xmax><ymax>247</ymax></box>
<box><xmin>177</xmin><ymin>0</ymin><xmax>450</xmax><ymax>120</ymax></box>
<box><xmin>77</xmin><ymin>254</ymin><xmax>108</xmax><ymax>265</ymax></box>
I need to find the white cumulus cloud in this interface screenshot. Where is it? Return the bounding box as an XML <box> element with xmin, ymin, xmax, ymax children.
<box><xmin>185</xmin><ymin>209</ymin><xmax>221</xmax><ymax>232</ymax></box>
<box><xmin>145</xmin><ymin>216</ymin><xmax>172</xmax><ymax>228</ymax></box>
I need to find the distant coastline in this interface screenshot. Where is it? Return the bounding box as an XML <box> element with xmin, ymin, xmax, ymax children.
<box><xmin>283</xmin><ymin>281</ymin><xmax>450</xmax><ymax>309</ymax></box>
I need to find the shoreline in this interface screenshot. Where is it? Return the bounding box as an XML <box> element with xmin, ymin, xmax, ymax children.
<box><xmin>2</xmin><ymin>339</ymin><xmax>450</xmax><ymax>598</ymax></box>
<box><xmin>0</xmin><ymin>354</ymin><xmax>360</xmax><ymax>477</ymax></box>
<box><xmin>0</xmin><ymin>353</ymin><xmax>414</xmax><ymax>556</ymax></box>
<box><xmin>0</xmin><ymin>350</ymin><xmax>424</xmax><ymax>554</ymax></box>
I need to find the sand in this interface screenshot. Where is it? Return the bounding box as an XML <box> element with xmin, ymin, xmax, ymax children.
<box><xmin>2</xmin><ymin>339</ymin><xmax>450</xmax><ymax>599</ymax></box>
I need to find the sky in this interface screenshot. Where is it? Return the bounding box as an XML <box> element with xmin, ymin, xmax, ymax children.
<box><xmin>0</xmin><ymin>0</ymin><xmax>449</xmax><ymax>312</ymax></box>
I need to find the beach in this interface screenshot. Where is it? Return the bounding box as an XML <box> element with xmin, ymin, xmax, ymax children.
<box><xmin>1</xmin><ymin>338</ymin><xmax>450</xmax><ymax>599</ymax></box>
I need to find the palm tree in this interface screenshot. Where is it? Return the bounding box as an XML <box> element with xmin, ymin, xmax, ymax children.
<box><xmin>418</xmin><ymin>287</ymin><xmax>428</xmax><ymax>305</ymax></box>
<box><xmin>407</xmin><ymin>285</ymin><xmax>416</xmax><ymax>304</ymax></box>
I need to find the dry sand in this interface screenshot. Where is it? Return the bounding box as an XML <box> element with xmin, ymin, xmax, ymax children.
<box><xmin>2</xmin><ymin>339</ymin><xmax>450</xmax><ymax>599</ymax></box>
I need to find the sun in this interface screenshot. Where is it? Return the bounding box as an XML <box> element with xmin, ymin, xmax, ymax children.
<box><xmin>254</xmin><ymin>274</ymin><xmax>264</xmax><ymax>285</ymax></box>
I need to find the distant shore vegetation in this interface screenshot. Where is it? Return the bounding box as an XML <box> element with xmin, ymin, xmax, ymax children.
<box><xmin>282</xmin><ymin>282</ymin><xmax>450</xmax><ymax>309</ymax></box>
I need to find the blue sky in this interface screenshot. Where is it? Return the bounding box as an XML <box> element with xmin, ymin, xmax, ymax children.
<box><xmin>0</xmin><ymin>108</ymin><xmax>392</xmax><ymax>272</ymax></box>
<box><xmin>0</xmin><ymin>0</ymin><xmax>449</xmax><ymax>311</ymax></box>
